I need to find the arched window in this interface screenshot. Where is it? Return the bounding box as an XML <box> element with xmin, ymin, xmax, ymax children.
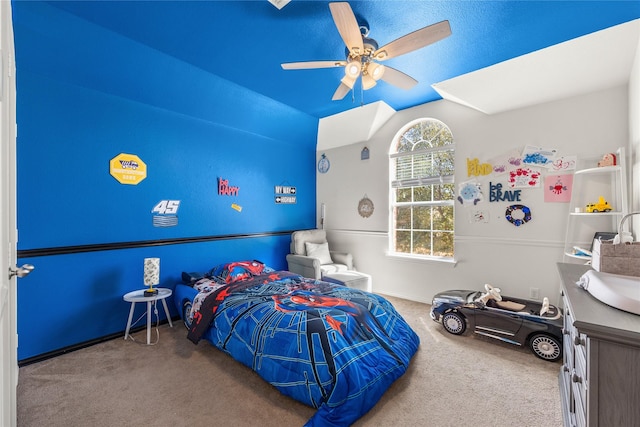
<box><xmin>389</xmin><ymin>118</ymin><xmax>455</xmax><ymax>259</ymax></box>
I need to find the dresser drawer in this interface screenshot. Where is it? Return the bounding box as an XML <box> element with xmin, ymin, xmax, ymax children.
<box><xmin>572</xmin><ymin>331</ymin><xmax>587</xmax><ymax>362</ymax></box>
<box><xmin>562</xmin><ymin>296</ymin><xmax>572</xmax><ymax>328</ymax></box>
<box><xmin>574</xmin><ymin>397</ymin><xmax>586</xmax><ymax>427</ymax></box>
<box><xmin>573</xmin><ymin>348</ymin><xmax>587</xmax><ymax>407</ymax></box>
<box><xmin>572</xmin><ymin>367</ymin><xmax>586</xmax><ymax>427</ymax></box>
<box><xmin>563</xmin><ymin>334</ymin><xmax>573</xmax><ymax>368</ymax></box>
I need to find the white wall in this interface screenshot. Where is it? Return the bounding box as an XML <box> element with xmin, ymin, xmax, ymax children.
<box><xmin>317</xmin><ymin>85</ymin><xmax>629</xmax><ymax>304</ymax></box>
<box><xmin>629</xmin><ymin>29</ymin><xmax>640</xmax><ymax>233</ymax></box>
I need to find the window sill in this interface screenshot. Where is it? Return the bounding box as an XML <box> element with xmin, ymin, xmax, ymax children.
<box><xmin>385</xmin><ymin>251</ymin><xmax>457</xmax><ymax>266</ymax></box>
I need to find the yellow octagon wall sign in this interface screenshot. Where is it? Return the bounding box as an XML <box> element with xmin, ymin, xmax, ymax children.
<box><xmin>110</xmin><ymin>153</ymin><xmax>147</xmax><ymax>185</ymax></box>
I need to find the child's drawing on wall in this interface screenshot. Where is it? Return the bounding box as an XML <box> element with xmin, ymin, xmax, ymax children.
<box><xmin>457</xmin><ymin>180</ymin><xmax>484</xmax><ymax>205</ymax></box>
<box><xmin>550</xmin><ymin>155</ymin><xmax>577</xmax><ymax>172</ymax></box>
<box><xmin>508</xmin><ymin>167</ymin><xmax>541</xmax><ymax>188</ymax></box>
<box><xmin>488</xmin><ymin>150</ymin><xmax>521</xmax><ymax>176</ymax></box>
<box><xmin>522</xmin><ymin>145</ymin><xmax>558</xmax><ymax>168</ymax></box>
<box><xmin>544</xmin><ymin>174</ymin><xmax>573</xmax><ymax>202</ymax></box>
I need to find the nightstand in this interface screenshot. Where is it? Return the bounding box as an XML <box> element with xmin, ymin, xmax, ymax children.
<box><xmin>123</xmin><ymin>288</ymin><xmax>173</xmax><ymax>345</ymax></box>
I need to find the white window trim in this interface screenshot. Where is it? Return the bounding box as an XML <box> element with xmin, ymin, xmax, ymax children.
<box><xmin>388</xmin><ymin>118</ymin><xmax>455</xmax><ymax>262</ymax></box>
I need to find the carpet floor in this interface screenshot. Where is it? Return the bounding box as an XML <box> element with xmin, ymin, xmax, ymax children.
<box><xmin>17</xmin><ymin>295</ymin><xmax>562</xmax><ymax>427</ymax></box>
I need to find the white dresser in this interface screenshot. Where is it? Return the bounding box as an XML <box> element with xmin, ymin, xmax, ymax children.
<box><xmin>557</xmin><ymin>263</ymin><xmax>640</xmax><ymax>427</ymax></box>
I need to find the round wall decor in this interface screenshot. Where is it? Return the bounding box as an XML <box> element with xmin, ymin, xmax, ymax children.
<box><xmin>505</xmin><ymin>204</ymin><xmax>532</xmax><ymax>226</ymax></box>
<box><xmin>358</xmin><ymin>195</ymin><xmax>374</xmax><ymax>218</ymax></box>
<box><xmin>317</xmin><ymin>154</ymin><xmax>330</xmax><ymax>174</ymax></box>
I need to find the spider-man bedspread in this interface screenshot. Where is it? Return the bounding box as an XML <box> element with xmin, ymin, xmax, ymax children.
<box><xmin>173</xmin><ymin>261</ymin><xmax>420</xmax><ymax>427</ymax></box>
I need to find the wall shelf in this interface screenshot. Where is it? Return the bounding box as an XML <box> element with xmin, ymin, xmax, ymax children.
<box><xmin>569</xmin><ymin>212</ymin><xmax>623</xmax><ymax>216</ymax></box>
<box><xmin>563</xmin><ymin>147</ymin><xmax>628</xmax><ymax>263</ymax></box>
<box><xmin>574</xmin><ymin>165</ymin><xmax>621</xmax><ymax>175</ymax></box>
<box><xmin>563</xmin><ymin>252</ymin><xmax>591</xmax><ymax>260</ymax></box>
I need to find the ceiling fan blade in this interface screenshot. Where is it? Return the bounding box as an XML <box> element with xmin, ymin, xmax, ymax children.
<box><xmin>329</xmin><ymin>2</ymin><xmax>364</xmax><ymax>55</ymax></box>
<box><xmin>332</xmin><ymin>82</ymin><xmax>352</xmax><ymax>100</ymax></box>
<box><xmin>380</xmin><ymin>66</ymin><xmax>418</xmax><ymax>90</ymax></box>
<box><xmin>373</xmin><ymin>20</ymin><xmax>451</xmax><ymax>61</ymax></box>
<box><xmin>281</xmin><ymin>60</ymin><xmax>346</xmax><ymax>70</ymax></box>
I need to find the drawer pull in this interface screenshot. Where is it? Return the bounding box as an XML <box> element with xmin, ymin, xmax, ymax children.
<box><xmin>572</xmin><ymin>373</ymin><xmax>582</xmax><ymax>384</ymax></box>
<box><xmin>574</xmin><ymin>336</ymin><xmax>585</xmax><ymax>346</ymax></box>
<box><xmin>563</xmin><ymin>365</ymin><xmax>570</xmax><ymax>373</ymax></box>
<box><xmin>562</xmin><ymin>328</ymin><xmax>570</xmax><ymax>335</ymax></box>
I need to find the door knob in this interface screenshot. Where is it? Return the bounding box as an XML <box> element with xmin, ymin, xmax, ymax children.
<box><xmin>8</xmin><ymin>264</ymin><xmax>34</xmax><ymax>279</ymax></box>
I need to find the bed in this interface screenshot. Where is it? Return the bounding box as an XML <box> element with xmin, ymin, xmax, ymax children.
<box><xmin>173</xmin><ymin>260</ymin><xmax>420</xmax><ymax>426</ymax></box>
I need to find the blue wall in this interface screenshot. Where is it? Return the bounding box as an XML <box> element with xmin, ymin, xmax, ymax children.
<box><xmin>13</xmin><ymin>2</ymin><xmax>318</xmax><ymax>361</ymax></box>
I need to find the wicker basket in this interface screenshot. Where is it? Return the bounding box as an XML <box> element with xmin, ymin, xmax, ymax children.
<box><xmin>592</xmin><ymin>212</ymin><xmax>640</xmax><ymax>276</ymax></box>
<box><xmin>592</xmin><ymin>240</ymin><xmax>640</xmax><ymax>277</ymax></box>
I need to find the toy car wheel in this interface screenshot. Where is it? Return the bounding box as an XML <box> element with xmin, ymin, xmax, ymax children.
<box><xmin>182</xmin><ymin>299</ymin><xmax>194</xmax><ymax>330</ymax></box>
<box><xmin>529</xmin><ymin>334</ymin><xmax>561</xmax><ymax>361</ymax></box>
<box><xmin>442</xmin><ymin>312</ymin><xmax>466</xmax><ymax>335</ymax></box>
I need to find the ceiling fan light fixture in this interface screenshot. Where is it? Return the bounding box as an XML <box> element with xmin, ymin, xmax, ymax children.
<box><xmin>362</xmin><ymin>74</ymin><xmax>377</xmax><ymax>90</ymax></box>
<box><xmin>340</xmin><ymin>74</ymin><xmax>357</xmax><ymax>89</ymax></box>
<box><xmin>345</xmin><ymin>59</ymin><xmax>361</xmax><ymax>78</ymax></box>
<box><xmin>368</xmin><ymin>62</ymin><xmax>385</xmax><ymax>80</ymax></box>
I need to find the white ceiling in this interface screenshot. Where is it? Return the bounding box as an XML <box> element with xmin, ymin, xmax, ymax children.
<box><xmin>433</xmin><ymin>19</ymin><xmax>640</xmax><ymax>115</ymax></box>
<box><xmin>318</xmin><ymin>101</ymin><xmax>396</xmax><ymax>151</ymax></box>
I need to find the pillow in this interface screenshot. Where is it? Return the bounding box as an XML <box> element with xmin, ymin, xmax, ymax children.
<box><xmin>182</xmin><ymin>271</ymin><xmax>204</xmax><ymax>285</ymax></box>
<box><xmin>208</xmin><ymin>260</ymin><xmax>267</xmax><ymax>284</ymax></box>
<box><xmin>305</xmin><ymin>242</ymin><xmax>333</xmax><ymax>265</ymax></box>
<box><xmin>192</xmin><ymin>277</ymin><xmax>226</xmax><ymax>294</ymax></box>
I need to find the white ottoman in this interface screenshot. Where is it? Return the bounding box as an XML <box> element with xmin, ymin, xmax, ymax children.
<box><xmin>323</xmin><ymin>271</ymin><xmax>372</xmax><ymax>292</ymax></box>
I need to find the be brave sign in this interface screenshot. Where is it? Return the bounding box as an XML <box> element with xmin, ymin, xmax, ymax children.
<box><xmin>110</xmin><ymin>153</ymin><xmax>147</xmax><ymax>185</ymax></box>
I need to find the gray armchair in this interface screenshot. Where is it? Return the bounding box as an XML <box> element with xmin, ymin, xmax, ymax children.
<box><xmin>286</xmin><ymin>229</ymin><xmax>353</xmax><ymax>279</ymax></box>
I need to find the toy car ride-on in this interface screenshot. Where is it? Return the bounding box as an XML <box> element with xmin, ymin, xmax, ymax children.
<box><xmin>430</xmin><ymin>284</ymin><xmax>563</xmax><ymax>362</ymax></box>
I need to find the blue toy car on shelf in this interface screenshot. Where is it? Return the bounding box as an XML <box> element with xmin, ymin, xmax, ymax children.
<box><xmin>430</xmin><ymin>284</ymin><xmax>563</xmax><ymax>362</ymax></box>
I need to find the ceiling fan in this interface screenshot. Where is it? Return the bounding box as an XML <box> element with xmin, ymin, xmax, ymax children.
<box><xmin>281</xmin><ymin>2</ymin><xmax>451</xmax><ymax>100</ymax></box>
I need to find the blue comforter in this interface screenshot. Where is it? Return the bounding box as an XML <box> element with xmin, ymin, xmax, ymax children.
<box><xmin>174</xmin><ymin>269</ymin><xmax>419</xmax><ymax>426</ymax></box>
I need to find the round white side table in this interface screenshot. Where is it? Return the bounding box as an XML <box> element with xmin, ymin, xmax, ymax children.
<box><xmin>123</xmin><ymin>288</ymin><xmax>173</xmax><ymax>344</ymax></box>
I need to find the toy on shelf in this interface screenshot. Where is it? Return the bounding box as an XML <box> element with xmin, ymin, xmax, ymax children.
<box><xmin>585</xmin><ymin>196</ymin><xmax>613</xmax><ymax>213</ymax></box>
<box><xmin>572</xmin><ymin>246</ymin><xmax>592</xmax><ymax>258</ymax></box>
<box><xmin>597</xmin><ymin>153</ymin><xmax>617</xmax><ymax>167</ymax></box>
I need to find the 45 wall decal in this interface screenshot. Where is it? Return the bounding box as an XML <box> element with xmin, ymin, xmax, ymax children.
<box><xmin>151</xmin><ymin>200</ymin><xmax>180</xmax><ymax>227</ymax></box>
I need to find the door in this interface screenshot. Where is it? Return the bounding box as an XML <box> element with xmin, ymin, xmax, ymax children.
<box><xmin>0</xmin><ymin>2</ymin><xmax>17</xmax><ymax>426</ymax></box>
